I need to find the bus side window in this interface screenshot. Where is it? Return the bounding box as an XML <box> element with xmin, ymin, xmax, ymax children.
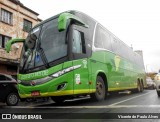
<box><xmin>94</xmin><ymin>24</ymin><xmax>112</xmax><ymax>51</ymax></box>
<box><xmin>72</xmin><ymin>29</ymin><xmax>86</xmax><ymax>54</ymax></box>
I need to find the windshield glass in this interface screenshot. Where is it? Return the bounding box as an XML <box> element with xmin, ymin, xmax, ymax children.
<box><xmin>20</xmin><ymin>18</ymin><xmax>67</xmax><ymax>73</ymax></box>
<box><xmin>40</xmin><ymin>19</ymin><xmax>67</xmax><ymax>63</ymax></box>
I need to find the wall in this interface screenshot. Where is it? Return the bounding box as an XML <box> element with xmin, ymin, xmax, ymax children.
<box><xmin>0</xmin><ymin>0</ymin><xmax>40</xmax><ymax>75</ymax></box>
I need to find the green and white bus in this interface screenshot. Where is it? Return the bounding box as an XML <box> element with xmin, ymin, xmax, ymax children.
<box><xmin>6</xmin><ymin>10</ymin><xmax>146</xmax><ymax>102</ymax></box>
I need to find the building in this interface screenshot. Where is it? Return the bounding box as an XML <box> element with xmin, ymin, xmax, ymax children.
<box><xmin>0</xmin><ymin>0</ymin><xmax>41</xmax><ymax>76</ymax></box>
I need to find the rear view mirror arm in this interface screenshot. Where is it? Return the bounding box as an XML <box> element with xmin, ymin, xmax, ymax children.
<box><xmin>5</xmin><ymin>38</ymin><xmax>25</xmax><ymax>53</ymax></box>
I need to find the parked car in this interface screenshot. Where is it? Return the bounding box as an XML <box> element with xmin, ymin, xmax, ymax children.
<box><xmin>146</xmin><ymin>77</ymin><xmax>156</xmax><ymax>89</ymax></box>
<box><xmin>154</xmin><ymin>73</ymin><xmax>160</xmax><ymax>96</ymax></box>
<box><xmin>0</xmin><ymin>73</ymin><xmax>19</xmax><ymax>106</ymax></box>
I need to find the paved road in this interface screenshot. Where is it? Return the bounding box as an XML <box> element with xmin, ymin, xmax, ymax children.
<box><xmin>1</xmin><ymin>90</ymin><xmax>160</xmax><ymax>121</ymax></box>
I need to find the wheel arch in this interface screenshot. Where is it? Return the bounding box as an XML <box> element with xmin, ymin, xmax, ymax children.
<box><xmin>140</xmin><ymin>78</ymin><xmax>144</xmax><ymax>87</ymax></box>
<box><xmin>137</xmin><ymin>78</ymin><xmax>141</xmax><ymax>83</ymax></box>
<box><xmin>97</xmin><ymin>72</ymin><xmax>108</xmax><ymax>92</ymax></box>
<box><xmin>5</xmin><ymin>84</ymin><xmax>18</xmax><ymax>101</ymax></box>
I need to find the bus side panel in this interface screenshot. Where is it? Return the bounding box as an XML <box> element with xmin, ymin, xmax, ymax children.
<box><xmin>90</xmin><ymin>51</ymin><xmax>118</xmax><ymax>91</ymax></box>
<box><xmin>18</xmin><ymin>61</ymin><xmax>75</xmax><ymax>98</ymax></box>
<box><xmin>90</xmin><ymin>50</ymin><xmax>142</xmax><ymax>92</ymax></box>
<box><xmin>90</xmin><ymin>51</ymin><xmax>106</xmax><ymax>91</ymax></box>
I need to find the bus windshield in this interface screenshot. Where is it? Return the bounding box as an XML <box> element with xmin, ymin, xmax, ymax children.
<box><xmin>20</xmin><ymin>18</ymin><xmax>67</xmax><ymax>73</ymax></box>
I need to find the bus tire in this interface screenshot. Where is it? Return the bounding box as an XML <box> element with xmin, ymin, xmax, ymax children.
<box><xmin>140</xmin><ymin>81</ymin><xmax>144</xmax><ymax>92</ymax></box>
<box><xmin>90</xmin><ymin>76</ymin><xmax>106</xmax><ymax>101</ymax></box>
<box><xmin>137</xmin><ymin>81</ymin><xmax>141</xmax><ymax>92</ymax></box>
<box><xmin>51</xmin><ymin>97</ymin><xmax>65</xmax><ymax>103</ymax></box>
<box><xmin>136</xmin><ymin>80</ymin><xmax>143</xmax><ymax>92</ymax></box>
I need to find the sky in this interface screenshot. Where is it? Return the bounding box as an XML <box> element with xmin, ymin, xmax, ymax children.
<box><xmin>20</xmin><ymin>0</ymin><xmax>160</xmax><ymax>73</ymax></box>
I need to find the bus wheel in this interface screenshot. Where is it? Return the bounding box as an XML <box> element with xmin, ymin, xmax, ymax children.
<box><xmin>140</xmin><ymin>81</ymin><xmax>144</xmax><ymax>92</ymax></box>
<box><xmin>137</xmin><ymin>81</ymin><xmax>141</xmax><ymax>92</ymax></box>
<box><xmin>137</xmin><ymin>81</ymin><xmax>143</xmax><ymax>92</ymax></box>
<box><xmin>51</xmin><ymin>97</ymin><xmax>65</xmax><ymax>103</ymax></box>
<box><xmin>91</xmin><ymin>76</ymin><xmax>106</xmax><ymax>101</ymax></box>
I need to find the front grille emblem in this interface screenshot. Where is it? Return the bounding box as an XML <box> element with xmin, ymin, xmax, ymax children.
<box><xmin>30</xmin><ymin>81</ymin><xmax>36</xmax><ymax>86</ymax></box>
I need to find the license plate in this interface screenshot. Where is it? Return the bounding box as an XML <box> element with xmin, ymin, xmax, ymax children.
<box><xmin>31</xmin><ymin>91</ymin><xmax>40</xmax><ymax>96</ymax></box>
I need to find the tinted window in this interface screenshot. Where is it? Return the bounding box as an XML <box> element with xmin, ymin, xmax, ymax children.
<box><xmin>112</xmin><ymin>37</ymin><xmax>119</xmax><ymax>54</ymax></box>
<box><xmin>134</xmin><ymin>53</ymin><xmax>144</xmax><ymax>68</ymax></box>
<box><xmin>73</xmin><ymin>30</ymin><xmax>82</xmax><ymax>53</ymax></box>
<box><xmin>72</xmin><ymin>29</ymin><xmax>86</xmax><ymax>54</ymax></box>
<box><xmin>0</xmin><ymin>75</ymin><xmax>6</xmax><ymax>80</ymax></box>
<box><xmin>111</xmin><ymin>37</ymin><xmax>135</xmax><ymax>62</ymax></box>
<box><xmin>23</xmin><ymin>19</ymin><xmax>32</xmax><ymax>32</ymax></box>
<box><xmin>127</xmin><ymin>48</ymin><xmax>134</xmax><ymax>62</ymax></box>
<box><xmin>94</xmin><ymin>25</ymin><xmax>112</xmax><ymax>50</ymax></box>
<box><xmin>22</xmin><ymin>27</ymin><xmax>42</xmax><ymax>69</ymax></box>
<box><xmin>21</xmin><ymin>18</ymin><xmax>67</xmax><ymax>73</ymax></box>
<box><xmin>40</xmin><ymin>19</ymin><xmax>67</xmax><ymax>63</ymax></box>
<box><xmin>1</xmin><ymin>9</ymin><xmax>13</xmax><ymax>24</ymax></box>
<box><xmin>6</xmin><ymin>77</ymin><xmax>11</xmax><ymax>80</ymax></box>
<box><xmin>0</xmin><ymin>34</ymin><xmax>11</xmax><ymax>48</ymax></box>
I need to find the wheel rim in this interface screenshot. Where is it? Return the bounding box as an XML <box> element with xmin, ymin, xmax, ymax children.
<box><xmin>8</xmin><ymin>94</ymin><xmax>18</xmax><ymax>105</ymax></box>
<box><xmin>96</xmin><ymin>81</ymin><xmax>104</xmax><ymax>97</ymax></box>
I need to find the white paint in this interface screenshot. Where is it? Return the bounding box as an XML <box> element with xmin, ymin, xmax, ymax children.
<box><xmin>108</xmin><ymin>91</ymin><xmax>152</xmax><ymax>106</ymax></box>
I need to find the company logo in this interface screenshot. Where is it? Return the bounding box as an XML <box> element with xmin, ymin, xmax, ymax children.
<box><xmin>2</xmin><ymin>114</ymin><xmax>11</xmax><ymax>119</ymax></box>
<box><xmin>75</xmin><ymin>74</ymin><xmax>81</xmax><ymax>84</ymax></box>
<box><xmin>1</xmin><ymin>114</ymin><xmax>42</xmax><ymax>120</ymax></box>
<box><xmin>82</xmin><ymin>60</ymin><xmax>87</xmax><ymax>68</ymax></box>
<box><xmin>30</xmin><ymin>81</ymin><xmax>36</xmax><ymax>86</ymax></box>
<box><xmin>114</xmin><ymin>55</ymin><xmax>121</xmax><ymax>71</ymax></box>
<box><xmin>21</xmin><ymin>70</ymin><xmax>49</xmax><ymax>80</ymax></box>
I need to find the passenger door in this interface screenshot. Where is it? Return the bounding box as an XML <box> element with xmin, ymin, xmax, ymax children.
<box><xmin>70</xmin><ymin>25</ymin><xmax>90</xmax><ymax>95</ymax></box>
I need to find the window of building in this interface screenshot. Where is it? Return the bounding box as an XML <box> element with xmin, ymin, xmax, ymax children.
<box><xmin>23</xmin><ymin>19</ymin><xmax>32</xmax><ymax>32</ymax></box>
<box><xmin>1</xmin><ymin>9</ymin><xmax>13</xmax><ymax>25</ymax></box>
<box><xmin>0</xmin><ymin>34</ymin><xmax>11</xmax><ymax>48</ymax></box>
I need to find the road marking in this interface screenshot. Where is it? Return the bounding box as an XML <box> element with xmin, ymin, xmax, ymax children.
<box><xmin>108</xmin><ymin>91</ymin><xmax>153</xmax><ymax>106</ymax></box>
<box><xmin>9</xmin><ymin>104</ymin><xmax>160</xmax><ymax>109</ymax></box>
<box><xmin>5</xmin><ymin>91</ymin><xmax>154</xmax><ymax>109</ymax></box>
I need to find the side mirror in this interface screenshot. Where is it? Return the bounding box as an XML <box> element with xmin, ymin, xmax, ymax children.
<box><xmin>58</xmin><ymin>12</ymin><xmax>89</xmax><ymax>31</ymax></box>
<box><xmin>5</xmin><ymin>38</ymin><xmax>25</xmax><ymax>53</ymax></box>
<box><xmin>25</xmin><ymin>33</ymin><xmax>37</xmax><ymax>49</ymax></box>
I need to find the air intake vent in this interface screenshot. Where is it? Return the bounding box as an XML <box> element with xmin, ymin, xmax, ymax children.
<box><xmin>57</xmin><ymin>83</ymin><xmax>66</xmax><ymax>91</ymax></box>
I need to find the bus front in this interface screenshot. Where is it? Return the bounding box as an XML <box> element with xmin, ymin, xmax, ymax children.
<box><xmin>10</xmin><ymin>12</ymin><xmax>92</xmax><ymax>102</ymax></box>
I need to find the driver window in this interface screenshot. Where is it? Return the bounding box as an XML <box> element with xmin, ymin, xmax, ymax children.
<box><xmin>72</xmin><ymin>29</ymin><xmax>86</xmax><ymax>54</ymax></box>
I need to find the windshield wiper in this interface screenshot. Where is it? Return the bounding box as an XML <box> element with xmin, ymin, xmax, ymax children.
<box><xmin>21</xmin><ymin>49</ymin><xmax>31</xmax><ymax>72</ymax></box>
<box><xmin>37</xmin><ymin>41</ymin><xmax>50</xmax><ymax>68</ymax></box>
<box><xmin>39</xmin><ymin>47</ymin><xmax>50</xmax><ymax>68</ymax></box>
